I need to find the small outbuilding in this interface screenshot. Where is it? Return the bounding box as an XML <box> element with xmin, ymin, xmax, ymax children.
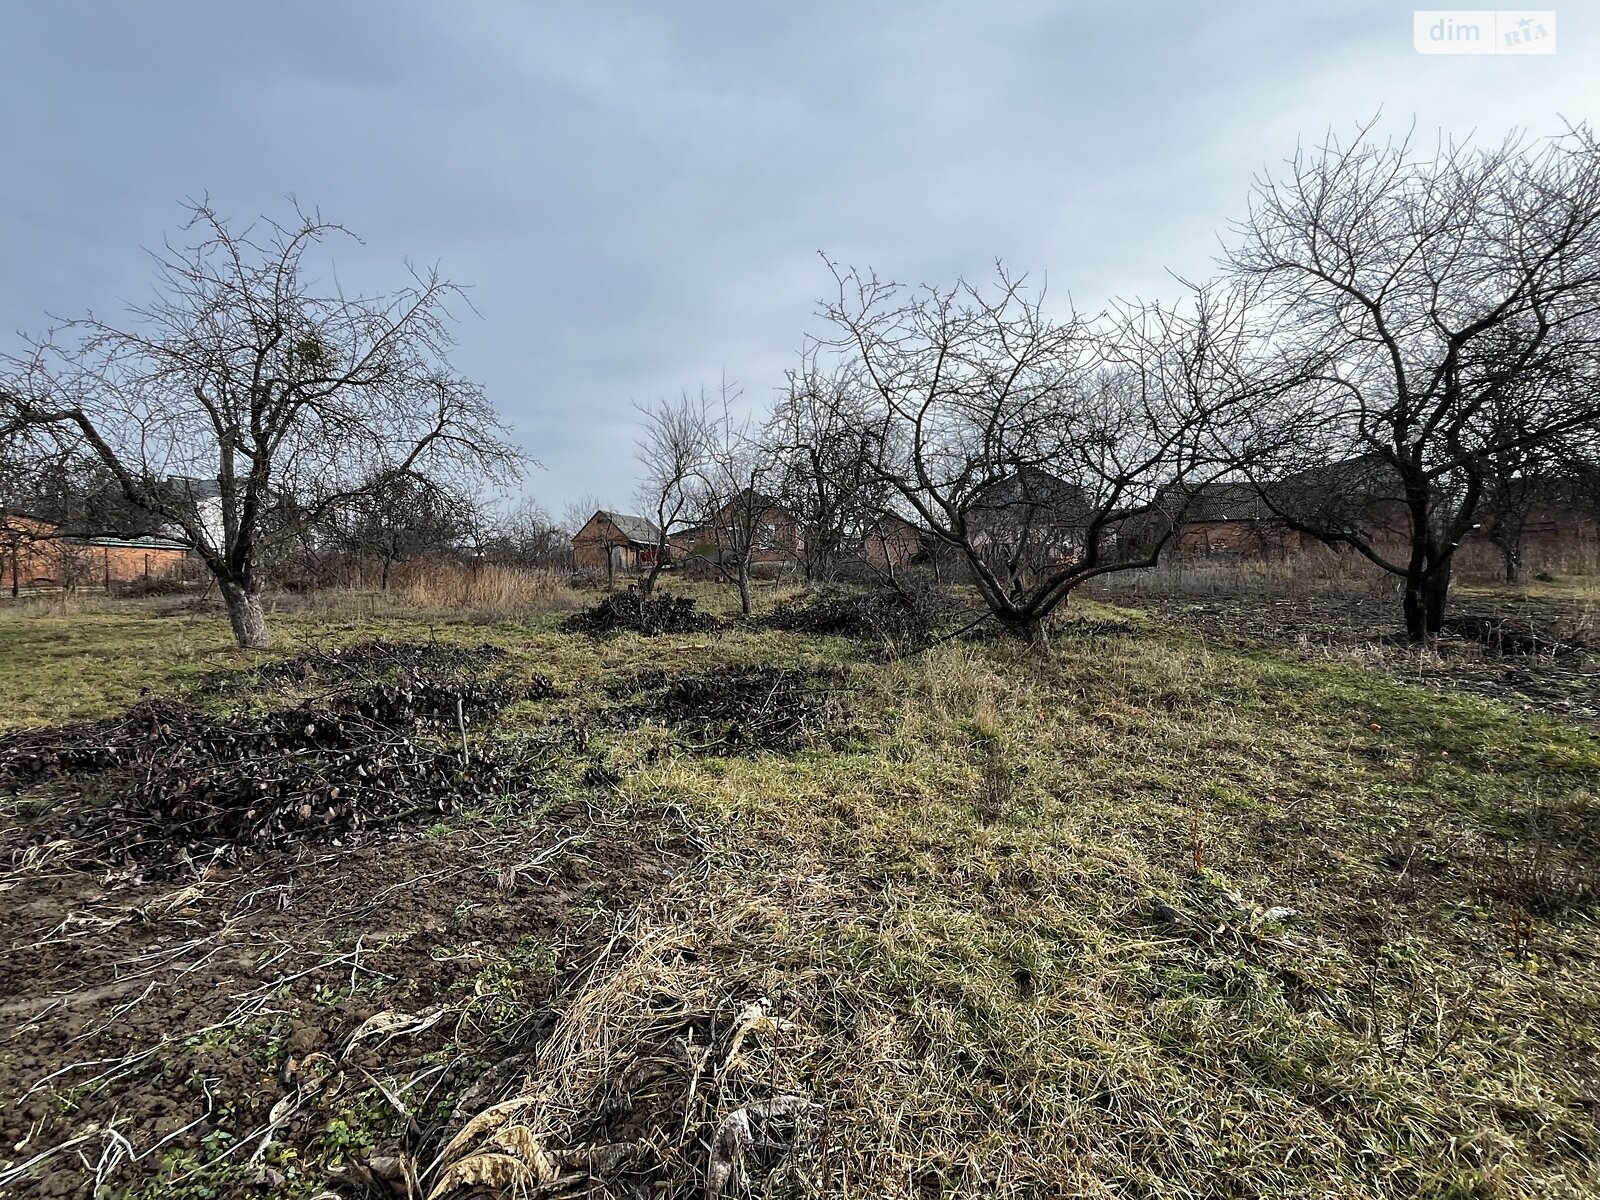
<box><xmin>571</xmin><ymin>510</ymin><xmax>665</xmax><ymax>574</ymax></box>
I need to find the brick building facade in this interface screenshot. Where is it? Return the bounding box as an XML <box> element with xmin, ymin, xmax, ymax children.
<box><xmin>1</xmin><ymin>516</ymin><xmax>193</xmax><ymax>593</ymax></box>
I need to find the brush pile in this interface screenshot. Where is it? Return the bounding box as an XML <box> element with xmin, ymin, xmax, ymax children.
<box><xmin>609</xmin><ymin>666</ymin><xmax>837</xmax><ymax>754</ymax></box>
<box><xmin>201</xmin><ymin>638</ymin><xmax>512</xmax><ymax>692</ymax></box>
<box><xmin>761</xmin><ymin>584</ymin><xmax>959</xmax><ymax>650</ymax></box>
<box><xmin>562</xmin><ymin>589</ymin><xmax>722</xmax><ymax>637</ymax></box>
<box><xmin>1441</xmin><ymin>614</ymin><xmax>1586</xmax><ymax>658</ymax></box>
<box><xmin>0</xmin><ymin>665</ymin><xmax>557</xmax><ymax>872</ymax></box>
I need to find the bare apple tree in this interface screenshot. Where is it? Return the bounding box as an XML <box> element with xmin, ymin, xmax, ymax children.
<box><xmin>768</xmin><ymin>358</ymin><xmax>897</xmax><ymax>583</ymax></box>
<box><xmin>1228</xmin><ymin>122</ymin><xmax>1600</xmax><ymax>639</ymax></box>
<box><xmin>818</xmin><ymin>263</ymin><xmax>1258</xmax><ymax>652</ymax></box>
<box><xmin>633</xmin><ymin>390</ymin><xmax>711</xmax><ymax>596</ymax></box>
<box><xmin>1</xmin><ymin>201</ymin><xmax>521</xmax><ymax>647</ymax></box>
<box><xmin>684</xmin><ymin>385</ymin><xmax>778</xmax><ymax>616</ymax></box>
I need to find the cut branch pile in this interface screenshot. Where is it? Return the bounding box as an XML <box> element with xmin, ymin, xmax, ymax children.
<box><xmin>200</xmin><ymin>638</ymin><xmax>514</xmax><ymax>692</ymax></box>
<box><xmin>608</xmin><ymin>666</ymin><xmax>839</xmax><ymax>754</ymax></box>
<box><xmin>0</xmin><ymin>670</ymin><xmax>558</xmax><ymax>872</ymax></box>
<box><xmin>760</xmin><ymin>585</ymin><xmax>959</xmax><ymax>650</ymax></box>
<box><xmin>562</xmin><ymin>590</ymin><xmax>722</xmax><ymax>637</ymax></box>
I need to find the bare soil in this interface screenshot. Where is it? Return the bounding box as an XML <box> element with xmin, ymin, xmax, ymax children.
<box><xmin>0</xmin><ymin>800</ymin><xmax>692</xmax><ymax>1198</ymax></box>
<box><xmin>0</xmin><ymin>636</ymin><xmax>853</xmax><ymax>1198</ymax></box>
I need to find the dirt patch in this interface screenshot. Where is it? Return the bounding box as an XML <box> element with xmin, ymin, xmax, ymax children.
<box><xmin>760</xmin><ymin>585</ymin><xmax>960</xmax><ymax>650</ymax></box>
<box><xmin>608</xmin><ymin>666</ymin><xmax>842</xmax><ymax>754</ymax></box>
<box><xmin>562</xmin><ymin>590</ymin><xmax>722</xmax><ymax>637</ymax></box>
<box><xmin>0</xmin><ymin>802</ymin><xmax>694</xmax><ymax>1199</ymax></box>
<box><xmin>1440</xmin><ymin>614</ymin><xmax>1587</xmax><ymax>659</ymax></box>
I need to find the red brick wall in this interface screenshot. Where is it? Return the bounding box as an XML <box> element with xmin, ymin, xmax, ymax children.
<box><xmin>1176</xmin><ymin>521</ymin><xmax>1307</xmax><ymax>557</ymax></box>
<box><xmin>573</xmin><ymin>514</ymin><xmax>649</xmax><ymax>572</ymax></box>
<box><xmin>1</xmin><ymin>534</ymin><xmax>190</xmax><ymax>589</ymax></box>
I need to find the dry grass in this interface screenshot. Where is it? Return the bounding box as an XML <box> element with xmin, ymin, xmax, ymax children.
<box><xmin>276</xmin><ymin>563</ymin><xmax>583</xmax><ymax>619</ymax></box>
<box><xmin>4</xmin><ymin>592</ymin><xmax>1599</xmax><ymax>1198</ymax></box>
<box><xmin>1099</xmin><ymin>548</ymin><xmax>1400</xmax><ymax>600</ymax></box>
<box><xmin>1103</xmin><ymin>538</ymin><xmax>1600</xmax><ymax>604</ymax></box>
<box><xmin>592</xmin><ymin>624</ymin><xmax>1600</xmax><ymax>1198</ymax></box>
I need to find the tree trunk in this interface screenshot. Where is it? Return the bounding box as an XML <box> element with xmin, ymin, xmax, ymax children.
<box><xmin>1499</xmin><ymin>540</ymin><xmax>1523</xmax><ymax>584</ymax></box>
<box><xmin>1000</xmin><ymin>612</ymin><xmax>1052</xmax><ymax>656</ymax></box>
<box><xmin>640</xmin><ymin>540</ymin><xmax>665</xmax><ymax>596</ymax></box>
<box><xmin>737</xmin><ymin>560</ymin><xmax>753</xmax><ymax>616</ymax></box>
<box><xmin>220</xmin><ymin>579</ymin><xmax>270</xmax><ymax>649</ymax></box>
<box><xmin>1423</xmin><ymin>560</ymin><xmax>1452</xmax><ymax>636</ymax></box>
<box><xmin>381</xmin><ymin>554</ymin><xmax>393</xmax><ymax>591</ymax></box>
<box><xmin>1402</xmin><ymin>578</ymin><xmax>1426</xmax><ymax>642</ymax></box>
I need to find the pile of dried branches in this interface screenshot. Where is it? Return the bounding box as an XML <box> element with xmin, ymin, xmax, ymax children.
<box><xmin>0</xmin><ymin>673</ymin><xmax>557</xmax><ymax>871</ymax></box>
<box><xmin>200</xmin><ymin>638</ymin><xmax>512</xmax><ymax>692</ymax></box>
<box><xmin>1440</xmin><ymin>614</ymin><xmax>1587</xmax><ymax>658</ymax></box>
<box><xmin>562</xmin><ymin>590</ymin><xmax>722</xmax><ymax>637</ymax></box>
<box><xmin>609</xmin><ymin>666</ymin><xmax>839</xmax><ymax>754</ymax></box>
<box><xmin>761</xmin><ymin>585</ymin><xmax>960</xmax><ymax>650</ymax></box>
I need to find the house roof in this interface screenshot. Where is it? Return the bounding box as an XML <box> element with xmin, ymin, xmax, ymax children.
<box><xmin>595</xmin><ymin>511</ymin><xmax>662</xmax><ymax>546</ymax></box>
<box><xmin>1176</xmin><ymin>481</ymin><xmax>1278</xmax><ymax>523</ymax></box>
<box><xmin>969</xmin><ymin>466</ymin><xmax>1092</xmax><ymax>525</ymax></box>
<box><xmin>165</xmin><ymin>476</ymin><xmax>223</xmax><ymax>502</ymax></box>
<box><xmin>87</xmin><ymin>534</ymin><xmax>191</xmax><ymax>552</ymax></box>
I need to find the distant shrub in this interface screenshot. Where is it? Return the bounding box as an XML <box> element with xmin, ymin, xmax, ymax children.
<box><xmin>112</xmin><ymin>577</ymin><xmax>192</xmax><ymax>598</ymax></box>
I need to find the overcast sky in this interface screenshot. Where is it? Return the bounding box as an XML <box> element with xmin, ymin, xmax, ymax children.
<box><xmin>2</xmin><ymin>2</ymin><xmax>1595</xmax><ymax>515</ymax></box>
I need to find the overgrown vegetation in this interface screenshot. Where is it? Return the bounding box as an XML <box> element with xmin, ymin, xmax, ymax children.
<box><xmin>759</xmin><ymin>582</ymin><xmax>962</xmax><ymax>650</ymax></box>
<box><xmin>0</xmin><ymin>649</ymin><xmax>557</xmax><ymax>872</ymax></box>
<box><xmin>1</xmin><ymin>582</ymin><xmax>1597</xmax><ymax>1198</ymax></box>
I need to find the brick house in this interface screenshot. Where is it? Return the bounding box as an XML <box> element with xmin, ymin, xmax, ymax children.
<box><xmin>1</xmin><ymin>515</ymin><xmax>193</xmax><ymax>593</ymax></box>
<box><xmin>858</xmin><ymin>512</ymin><xmax>926</xmax><ymax>574</ymax></box>
<box><xmin>1168</xmin><ymin>463</ymin><xmax>1599</xmax><ymax>568</ymax></box>
<box><xmin>677</xmin><ymin>492</ymin><xmax>804</xmax><ymax>575</ymax></box>
<box><xmin>1168</xmin><ymin>482</ymin><xmax>1309</xmax><ymax>557</ymax></box>
<box><xmin>967</xmin><ymin>467</ymin><xmax>1092</xmax><ymax>567</ymax></box>
<box><xmin>571</xmin><ymin>511</ymin><xmax>665</xmax><ymax>574</ymax></box>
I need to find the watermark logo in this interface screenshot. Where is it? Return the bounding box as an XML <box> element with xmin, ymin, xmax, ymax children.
<box><xmin>1414</xmin><ymin>10</ymin><xmax>1556</xmax><ymax>53</ymax></box>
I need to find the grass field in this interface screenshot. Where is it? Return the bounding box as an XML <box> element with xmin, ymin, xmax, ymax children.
<box><xmin>1</xmin><ymin>584</ymin><xmax>1598</xmax><ymax>1199</ymax></box>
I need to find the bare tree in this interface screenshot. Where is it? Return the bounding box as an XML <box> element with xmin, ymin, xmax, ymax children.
<box><xmin>685</xmin><ymin>384</ymin><xmax>780</xmax><ymax>616</ymax></box>
<box><xmin>633</xmin><ymin>391</ymin><xmax>711</xmax><ymax>595</ymax></box>
<box><xmin>481</xmin><ymin>497</ymin><xmax>572</xmax><ymax>569</ymax></box>
<box><xmin>560</xmin><ymin>493</ymin><xmax>604</xmax><ymax>538</ymax></box>
<box><xmin>1</xmin><ymin>201</ymin><xmax>522</xmax><ymax>647</ymax></box>
<box><xmin>817</xmin><ymin>263</ymin><xmax>1258</xmax><ymax>652</ymax></box>
<box><xmin>768</xmin><ymin>359</ymin><xmax>895</xmax><ymax>583</ymax></box>
<box><xmin>333</xmin><ymin>469</ymin><xmax>476</xmax><ymax>589</ymax></box>
<box><xmin>1228</xmin><ymin>122</ymin><xmax>1600</xmax><ymax>639</ymax></box>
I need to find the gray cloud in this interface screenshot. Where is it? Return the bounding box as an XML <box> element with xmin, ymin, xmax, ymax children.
<box><xmin>3</xmin><ymin>0</ymin><xmax>1594</xmax><ymax>511</ymax></box>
